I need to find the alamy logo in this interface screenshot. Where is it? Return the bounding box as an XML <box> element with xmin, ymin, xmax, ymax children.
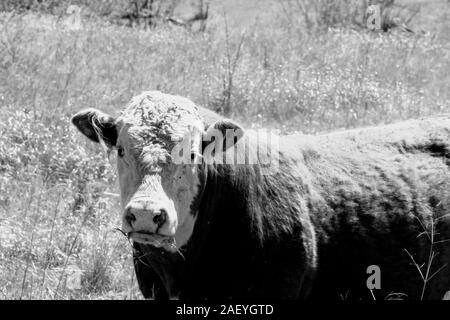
<box><xmin>171</xmin><ymin>128</ymin><xmax>280</xmax><ymax>175</ymax></box>
<box><xmin>66</xmin><ymin>5</ymin><xmax>82</xmax><ymax>30</ymax></box>
<box><xmin>366</xmin><ymin>265</ymin><xmax>381</xmax><ymax>290</ymax></box>
<box><xmin>366</xmin><ymin>4</ymin><xmax>382</xmax><ymax>31</ymax></box>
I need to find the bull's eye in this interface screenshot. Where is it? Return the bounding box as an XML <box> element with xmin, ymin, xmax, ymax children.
<box><xmin>117</xmin><ymin>147</ymin><xmax>125</xmax><ymax>158</ymax></box>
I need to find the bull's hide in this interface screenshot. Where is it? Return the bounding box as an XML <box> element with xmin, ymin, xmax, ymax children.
<box><xmin>134</xmin><ymin>115</ymin><xmax>450</xmax><ymax>300</ymax></box>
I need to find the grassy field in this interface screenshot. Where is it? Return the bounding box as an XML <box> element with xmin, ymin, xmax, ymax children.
<box><xmin>0</xmin><ymin>0</ymin><xmax>449</xmax><ymax>299</ymax></box>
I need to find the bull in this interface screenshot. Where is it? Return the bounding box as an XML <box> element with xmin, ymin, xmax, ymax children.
<box><xmin>72</xmin><ymin>91</ymin><xmax>450</xmax><ymax>300</ymax></box>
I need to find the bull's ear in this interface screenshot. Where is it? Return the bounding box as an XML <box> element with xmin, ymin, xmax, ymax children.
<box><xmin>71</xmin><ymin>108</ymin><xmax>117</xmax><ymax>147</ymax></box>
<box><xmin>202</xmin><ymin>119</ymin><xmax>244</xmax><ymax>152</ymax></box>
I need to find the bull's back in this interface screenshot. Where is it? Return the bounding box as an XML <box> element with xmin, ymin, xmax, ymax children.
<box><xmin>285</xmin><ymin>115</ymin><xmax>450</xmax><ymax>299</ymax></box>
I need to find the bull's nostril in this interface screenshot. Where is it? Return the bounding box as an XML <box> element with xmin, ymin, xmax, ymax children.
<box><xmin>153</xmin><ymin>209</ymin><xmax>167</xmax><ymax>227</ymax></box>
<box><xmin>125</xmin><ymin>212</ymin><xmax>136</xmax><ymax>225</ymax></box>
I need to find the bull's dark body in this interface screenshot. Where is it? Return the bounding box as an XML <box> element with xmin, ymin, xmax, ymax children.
<box><xmin>134</xmin><ymin>114</ymin><xmax>450</xmax><ymax>300</ymax></box>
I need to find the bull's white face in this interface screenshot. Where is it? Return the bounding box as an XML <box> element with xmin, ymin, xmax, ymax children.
<box><xmin>72</xmin><ymin>92</ymin><xmax>207</xmax><ymax>252</ymax></box>
<box><xmin>115</xmin><ymin>118</ymin><xmax>204</xmax><ymax>251</ymax></box>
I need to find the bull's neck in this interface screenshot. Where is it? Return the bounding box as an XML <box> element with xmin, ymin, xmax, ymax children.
<box><xmin>189</xmin><ymin>164</ymin><xmax>268</xmax><ymax>252</ymax></box>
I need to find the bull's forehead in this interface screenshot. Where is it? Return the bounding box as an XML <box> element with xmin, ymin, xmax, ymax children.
<box><xmin>117</xmin><ymin>91</ymin><xmax>204</xmax><ymax>145</ymax></box>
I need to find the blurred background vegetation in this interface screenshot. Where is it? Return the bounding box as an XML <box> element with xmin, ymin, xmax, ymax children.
<box><xmin>0</xmin><ymin>0</ymin><xmax>449</xmax><ymax>299</ymax></box>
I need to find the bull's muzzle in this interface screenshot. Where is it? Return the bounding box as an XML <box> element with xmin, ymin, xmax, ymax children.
<box><xmin>122</xmin><ymin>201</ymin><xmax>170</xmax><ymax>235</ymax></box>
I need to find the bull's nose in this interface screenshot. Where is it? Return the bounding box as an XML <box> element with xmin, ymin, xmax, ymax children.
<box><xmin>125</xmin><ymin>211</ymin><xmax>136</xmax><ymax>225</ymax></box>
<box><xmin>152</xmin><ymin>209</ymin><xmax>167</xmax><ymax>227</ymax></box>
<box><xmin>122</xmin><ymin>204</ymin><xmax>169</xmax><ymax>233</ymax></box>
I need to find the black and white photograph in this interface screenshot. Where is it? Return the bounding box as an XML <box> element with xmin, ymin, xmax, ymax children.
<box><xmin>0</xmin><ymin>0</ymin><xmax>449</xmax><ymax>307</ymax></box>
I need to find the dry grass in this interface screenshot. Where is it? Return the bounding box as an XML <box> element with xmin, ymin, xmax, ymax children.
<box><xmin>0</xmin><ymin>0</ymin><xmax>449</xmax><ymax>299</ymax></box>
